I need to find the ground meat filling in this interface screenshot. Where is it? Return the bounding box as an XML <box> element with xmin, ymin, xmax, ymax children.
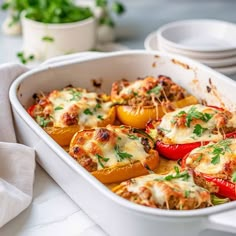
<box><xmin>114</xmin><ymin>174</ymin><xmax>212</xmax><ymax>210</ymax></box>
<box><xmin>111</xmin><ymin>75</ymin><xmax>188</xmax><ymax>107</ymax></box>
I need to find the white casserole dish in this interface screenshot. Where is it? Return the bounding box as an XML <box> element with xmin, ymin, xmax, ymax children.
<box><xmin>9</xmin><ymin>50</ymin><xmax>236</xmax><ymax>236</ymax></box>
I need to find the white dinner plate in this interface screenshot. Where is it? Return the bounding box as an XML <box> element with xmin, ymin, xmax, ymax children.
<box><xmin>144</xmin><ymin>31</ymin><xmax>236</xmax><ymax>75</ymax></box>
<box><xmin>158</xmin><ymin>39</ymin><xmax>236</xmax><ymax>59</ymax></box>
<box><xmin>157</xmin><ymin>19</ymin><xmax>236</xmax><ymax>53</ymax></box>
<box><xmin>215</xmin><ymin>64</ymin><xmax>236</xmax><ymax>75</ymax></box>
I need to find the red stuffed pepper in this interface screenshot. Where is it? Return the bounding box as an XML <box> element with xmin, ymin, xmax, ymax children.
<box><xmin>181</xmin><ymin>138</ymin><xmax>236</xmax><ymax>200</ymax></box>
<box><xmin>146</xmin><ymin>104</ymin><xmax>236</xmax><ymax>160</ymax></box>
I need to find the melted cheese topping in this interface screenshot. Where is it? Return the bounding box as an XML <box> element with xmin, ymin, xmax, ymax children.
<box><xmin>186</xmin><ymin>139</ymin><xmax>236</xmax><ymax>175</ymax></box>
<box><xmin>48</xmin><ymin>88</ymin><xmax>112</xmax><ymax>127</ymax></box>
<box><xmin>80</xmin><ymin>126</ymin><xmax>149</xmax><ymax>170</ymax></box>
<box><xmin>124</xmin><ymin>173</ymin><xmax>210</xmax><ymax>208</ymax></box>
<box><xmin>119</xmin><ymin>80</ymin><xmax>146</xmax><ymax>96</ymax></box>
<box><xmin>158</xmin><ymin>104</ymin><xmax>235</xmax><ymax>144</ymax></box>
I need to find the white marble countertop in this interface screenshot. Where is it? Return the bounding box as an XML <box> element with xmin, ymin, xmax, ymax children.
<box><xmin>1</xmin><ymin>1</ymin><xmax>236</xmax><ymax>235</ymax></box>
<box><xmin>0</xmin><ymin>165</ymin><xmax>105</xmax><ymax>236</ymax></box>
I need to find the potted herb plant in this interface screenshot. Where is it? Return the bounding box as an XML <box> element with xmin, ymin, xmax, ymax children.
<box><xmin>2</xmin><ymin>0</ymin><xmax>96</xmax><ymax>60</ymax></box>
<box><xmin>1</xmin><ymin>0</ymin><xmax>125</xmax><ymax>61</ymax></box>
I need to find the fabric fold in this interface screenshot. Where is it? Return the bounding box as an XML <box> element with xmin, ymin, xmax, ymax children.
<box><xmin>0</xmin><ymin>63</ymin><xmax>35</xmax><ymax>228</ymax></box>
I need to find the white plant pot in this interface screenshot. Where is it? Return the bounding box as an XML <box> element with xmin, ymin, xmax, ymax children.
<box><xmin>21</xmin><ymin>15</ymin><xmax>96</xmax><ymax>60</ymax></box>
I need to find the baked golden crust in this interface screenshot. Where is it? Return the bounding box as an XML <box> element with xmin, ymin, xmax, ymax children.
<box><xmin>111</xmin><ymin>75</ymin><xmax>189</xmax><ymax>106</ymax></box>
<box><xmin>184</xmin><ymin>139</ymin><xmax>236</xmax><ymax>179</ymax></box>
<box><xmin>113</xmin><ymin>171</ymin><xmax>212</xmax><ymax>210</ymax></box>
<box><xmin>148</xmin><ymin>104</ymin><xmax>236</xmax><ymax>144</ymax></box>
<box><xmin>28</xmin><ymin>87</ymin><xmax>116</xmax><ymax>146</ymax></box>
<box><xmin>111</xmin><ymin>76</ymin><xmax>198</xmax><ymax>128</ymax></box>
<box><xmin>69</xmin><ymin>125</ymin><xmax>159</xmax><ymax>183</ymax></box>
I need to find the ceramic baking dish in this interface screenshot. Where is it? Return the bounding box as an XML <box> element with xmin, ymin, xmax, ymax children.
<box><xmin>9</xmin><ymin>51</ymin><xmax>236</xmax><ymax>236</ymax></box>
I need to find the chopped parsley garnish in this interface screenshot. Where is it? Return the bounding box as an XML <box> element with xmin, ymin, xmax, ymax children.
<box><xmin>94</xmin><ymin>103</ymin><xmax>102</xmax><ymax>111</ymax></box>
<box><xmin>36</xmin><ymin>116</ymin><xmax>51</xmax><ymax>127</ymax></box>
<box><xmin>70</xmin><ymin>90</ymin><xmax>82</xmax><ymax>101</ymax></box>
<box><xmin>193</xmin><ymin>124</ymin><xmax>208</xmax><ymax>137</ymax></box>
<box><xmin>155</xmin><ymin>166</ymin><xmax>190</xmax><ymax>182</ymax></box>
<box><xmin>115</xmin><ymin>145</ymin><xmax>133</xmax><ymax>162</ymax></box>
<box><xmin>16</xmin><ymin>51</ymin><xmax>35</xmax><ymax>64</ymax></box>
<box><xmin>231</xmin><ymin>171</ymin><xmax>236</xmax><ymax>183</ymax></box>
<box><xmin>195</xmin><ymin>153</ymin><xmax>203</xmax><ymax>163</ymax></box>
<box><xmin>96</xmin><ymin>154</ymin><xmax>109</xmax><ymax>168</ymax></box>
<box><xmin>209</xmin><ymin>139</ymin><xmax>232</xmax><ymax>165</ymax></box>
<box><xmin>83</xmin><ymin>108</ymin><xmax>93</xmax><ymax>115</ymax></box>
<box><xmin>147</xmin><ymin>85</ymin><xmax>163</xmax><ymax>95</ymax></box>
<box><xmin>158</xmin><ymin>127</ymin><xmax>171</xmax><ymax>133</ymax></box>
<box><xmin>127</xmin><ymin>134</ymin><xmax>139</xmax><ymax>140</ymax></box>
<box><xmin>54</xmin><ymin>106</ymin><xmax>63</xmax><ymax>111</ymax></box>
<box><xmin>175</xmin><ymin>106</ymin><xmax>213</xmax><ymax>127</ymax></box>
<box><xmin>42</xmin><ymin>36</ymin><xmax>54</xmax><ymax>42</ymax></box>
<box><xmin>184</xmin><ymin>190</ymin><xmax>190</xmax><ymax>198</ymax></box>
<box><xmin>211</xmin><ymin>149</ymin><xmax>222</xmax><ymax>165</ymax></box>
<box><xmin>97</xmin><ymin>115</ymin><xmax>104</xmax><ymax>120</ymax></box>
<box><xmin>164</xmin><ymin>166</ymin><xmax>190</xmax><ymax>181</ymax></box>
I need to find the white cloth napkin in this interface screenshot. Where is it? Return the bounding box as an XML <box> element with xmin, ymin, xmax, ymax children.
<box><xmin>0</xmin><ymin>63</ymin><xmax>35</xmax><ymax>228</ymax></box>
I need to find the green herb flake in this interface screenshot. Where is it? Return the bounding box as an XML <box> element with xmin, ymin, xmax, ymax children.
<box><xmin>174</xmin><ymin>165</ymin><xmax>180</xmax><ymax>175</ymax></box>
<box><xmin>69</xmin><ymin>90</ymin><xmax>82</xmax><ymax>101</ymax></box>
<box><xmin>54</xmin><ymin>106</ymin><xmax>63</xmax><ymax>111</ymax></box>
<box><xmin>184</xmin><ymin>190</ymin><xmax>190</xmax><ymax>198</ymax></box>
<box><xmin>193</xmin><ymin>124</ymin><xmax>208</xmax><ymax>137</ymax></box>
<box><xmin>231</xmin><ymin>171</ymin><xmax>236</xmax><ymax>183</ymax></box>
<box><xmin>96</xmin><ymin>154</ymin><xmax>109</xmax><ymax>168</ymax></box>
<box><xmin>42</xmin><ymin>36</ymin><xmax>54</xmax><ymax>42</ymax></box>
<box><xmin>195</xmin><ymin>153</ymin><xmax>203</xmax><ymax>163</ymax></box>
<box><xmin>210</xmin><ymin>139</ymin><xmax>232</xmax><ymax>165</ymax></box>
<box><xmin>36</xmin><ymin>116</ymin><xmax>51</xmax><ymax>128</ymax></box>
<box><xmin>94</xmin><ymin>103</ymin><xmax>102</xmax><ymax>111</ymax></box>
<box><xmin>16</xmin><ymin>51</ymin><xmax>35</xmax><ymax>64</ymax></box>
<box><xmin>158</xmin><ymin>127</ymin><xmax>171</xmax><ymax>133</ymax></box>
<box><xmin>83</xmin><ymin>108</ymin><xmax>93</xmax><ymax>115</ymax></box>
<box><xmin>97</xmin><ymin>115</ymin><xmax>104</xmax><ymax>120</ymax></box>
<box><xmin>176</xmin><ymin>106</ymin><xmax>213</xmax><ymax>127</ymax></box>
<box><xmin>164</xmin><ymin>166</ymin><xmax>190</xmax><ymax>181</ymax></box>
<box><xmin>127</xmin><ymin>134</ymin><xmax>139</xmax><ymax>140</ymax></box>
<box><xmin>147</xmin><ymin>85</ymin><xmax>163</xmax><ymax>95</ymax></box>
<box><xmin>115</xmin><ymin>145</ymin><xmax>133</xmax><ymax>162</ymax></box>
<box><xmin>211</xmin><ymin>153</ymin><xmax>221</xmax><ymax>165</ymax></box>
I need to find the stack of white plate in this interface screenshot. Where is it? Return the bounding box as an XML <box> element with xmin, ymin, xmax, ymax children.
<box><xmin>144</xmin><ymin>19</ymin><xmax>236</xmax><ymax>75</ymax></box>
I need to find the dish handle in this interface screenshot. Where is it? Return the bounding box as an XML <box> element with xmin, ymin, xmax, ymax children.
<box><xmin>206</xmin><ymin>208</ymin><xmax>236</xmax><ymax>234</ymax></box>
<box><xmin>41</xmin><ymin>51</ymin><xmax>103</xmax><ymax>66</ymax></box>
